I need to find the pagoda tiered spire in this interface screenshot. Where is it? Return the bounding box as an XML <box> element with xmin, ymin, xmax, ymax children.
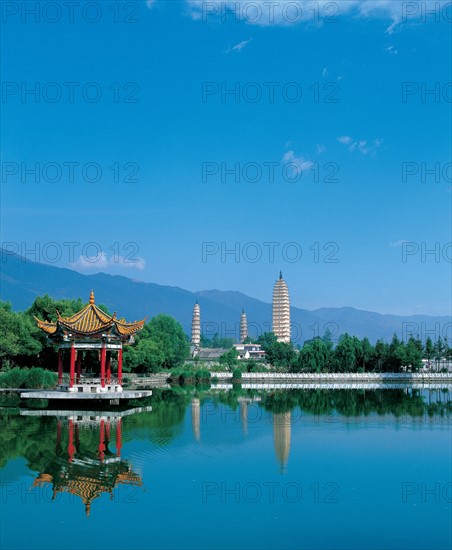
<box><xmin>191</xmin><ymin>302</ymin><xmax>201</xmax><ymax>347</ymax></box>
<box><xmin>272</xmin><ymin>272</ymin><xmax>291</xmax><ymax>343</ymax></box>
<box><xmin>240</xmin><ymin>309</ymin><xmax>248</xmax><ymax>343</ymax></box>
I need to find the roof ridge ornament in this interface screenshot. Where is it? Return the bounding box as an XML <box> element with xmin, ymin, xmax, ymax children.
<box><xmin>89</xmin><ymin>290</ymin><xmax>95</xmax><ymax>305</ymax></box>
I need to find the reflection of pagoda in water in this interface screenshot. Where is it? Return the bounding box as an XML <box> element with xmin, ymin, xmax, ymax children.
<box><xmin>27</xmin><ymin>409</ymin><xmax>149</xmax><ymax>516</ymax></box>
<box><xmin>273</xmin><ymin>412</ymin><xmax>291</xmax><ymax>473</ymax></box>
<box><xmin>191</xmin><ymin>398</ymin><xmax>201</xmax><ymax>442</ymax></box>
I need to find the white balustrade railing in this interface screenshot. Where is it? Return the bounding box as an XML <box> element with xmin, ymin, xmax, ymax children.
<box><xmin>210</xmin><ymin>372</ymin><xmax>452</xmax><ymax>380</ymax></box>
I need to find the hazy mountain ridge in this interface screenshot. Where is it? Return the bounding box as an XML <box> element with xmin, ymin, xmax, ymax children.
<box><xmin>1</xmin><ymin>251</ymin><xmax>449</xmax><ymax>344</ymax></box>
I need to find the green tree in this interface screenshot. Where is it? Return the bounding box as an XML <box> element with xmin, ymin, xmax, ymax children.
<box><xmin>433</xmin><ymin>337</ymin><xmax>444</xmax><ymax>371</ymax></box>
<box><xmin>26</xmin><ymin>294</ymin><xmax>86</xmax><ymax>322</ymax></box>
<box><xmin>200</xmin><ymin>333</ymin><xmax>234</xmax><ymax>349</ymax></box>
<box><xmin>387</xmin><ymin>334</ymin><xmax>406</xmax><ymax>372</ymax></box>
<box><xmin>294</xmin><ymin>338</ymin><xmax>332</xmax><ymax>373</ymax></box>
<box><xmin>219</xmin><ymin>348</ymin><xmax>239</xmax><ymax>368</ymax></box>
<box><xmin>0</xmin><ymin>302</ymin><xmax>42</xmax><ymax>367</ymax></box>
<box><xmin>371</xmin><ymin>339</ymin><xmax>389</xmax><ymax>372</ymax></box>
<box><xmin>264</xmin><ymin>341</ymin><xmax>296</xmax><ymax>369</ymax></box>
<box><xmin>405</xmin><ymin>336</ymin><xmax>423</xmax><ymax>372</ymax></box>
<box><xmin>124</xmin><ymin>338</ymin><xmax>165</xmax><ymax>373</ymax></box>
<box><xmin>333</xmin><ymin>334</ymin><xmax>356</xmax><ymax>372</ymax></box>
<box><xmin>359</xmin><ymin>337</ymin><xmax>374</xmax><ymax>372</ymax></box>
<box><xmin>131</xmin><ymin>314</ymin><xmax>190</xmax><ymax>371</ymax></box>
<box><xmin>255</xmin><ymin>332</ymin><xmax>278</xmax><ymax>350</ymax></box>
<box><xmin>424</xmin><ymin>336</ymin><xmax>434</xmax><ymax>366</ymax></box>
<box><xmin>321</xmin><ymin>328</ymin><xmax>334</xmax><ymax>352</ymax></box>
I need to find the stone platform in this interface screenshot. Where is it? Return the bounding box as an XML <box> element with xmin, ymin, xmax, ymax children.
<box><xmin>19</xmin><ymin>405</ymin><xmax>152</xmax><ymax>417</ymax></box>
<box><xmin>20</xmin><ymin>390</ymin><xmax>152</xmax><ymax>400</ymax></box>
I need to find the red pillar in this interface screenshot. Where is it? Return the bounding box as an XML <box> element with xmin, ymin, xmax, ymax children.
<box><xmin>100</xmin><ymin>344</ymin><xmax>106</xmax><ymax>388</ymax></box>
<box><xmin>68</xmin><ymin>419</ymin><xmax>75</xmax><ymax>462</ymax></box>
<box><xmin>76</xmin><ymin>351</ymin><xmax>82</xmax><ymax>383</ymax></box>
<box><xmin>116</xmin><ymin>418</ymin><xmax>122</xmax><ymax>457</ymax></box>
<box><xmin>106</xmin><ymin>351</ymin><xmax>111</xmax><ymax>383</ymax></box>
<box><xmin>106</xmin><ymin>420</ymin><xmax>111</xmax><ymax>442</ymax></box>
<box><xmin>69</xmin><ymin>344</ymin><xmax>76</xmax><ymax>388</ymax></box>
<box><xmin>98</xmin><ymin>419</ymin><xmax>105</xmax><ymax>462</ymax></box>
<box><xmin>117</xmin><ymin>348</ymin><xmax>123</xmax><ymax>385</ymax></box>
<box><xmin>58</xmin><ymin>349</ymin><xmax>63</xmax><ymax>385</ymax></box>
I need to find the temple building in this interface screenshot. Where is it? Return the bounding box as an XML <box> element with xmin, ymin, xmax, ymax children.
<box><xmin>240</xmin><ymin>309</ymin><xmax>248</xmax><ymax>343</ymax></box>
<box><xmin>233</xmin><ymin>343</ymin><xmax>265</xmax><ymax>360</ymax></box>
<box><xmin>35</xmin><ymin>291</ymin><xmax>145</xmax><ymax>394</ymax></box>
<box><xmin>191</xmin><ymin>301</ymin><xmax>201</xmax><ymax>349</ymax></box>
<box><xmin>272</xmin><ymin>271</ymin><xmax>291</xmax><ymax>343</ymax></box>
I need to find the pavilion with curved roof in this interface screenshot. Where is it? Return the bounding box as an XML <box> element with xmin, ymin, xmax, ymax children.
<box><xmin>35</xmin><ymin>291</ymin><xmax>145</xmax><ymax>393</ymax></box>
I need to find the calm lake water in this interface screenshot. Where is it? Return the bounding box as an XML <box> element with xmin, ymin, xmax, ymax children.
<box><xmin>1</xmin><ymin>387</ymin><xmax>451</xmax><ymax>550</ymax></box>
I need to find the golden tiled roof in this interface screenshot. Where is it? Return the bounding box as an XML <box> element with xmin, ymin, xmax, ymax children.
<box><xmin>35</xmin><ymin>319</ymin><xmax>58</xmax><ymax>335</ymax></box>
<box><xmin>35</xmin><ymin>290</ymin><xmax>146</xmax><ymax>339</ymax></box>
<box><xmin>35</xmin><ymin>466</ymin><xmax>143</xmax><ymax>516</ymax></box>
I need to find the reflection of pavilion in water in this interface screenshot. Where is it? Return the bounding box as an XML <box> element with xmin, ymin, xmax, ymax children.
<box><xmin>190</xmin><ymin>398</ymin><xmax>292</xmax><ymax>471</ymax></box>
<box><xmin>28</xmin><ymin>408</ymin><xmax>150</xmax><ymax>516</ymax></box>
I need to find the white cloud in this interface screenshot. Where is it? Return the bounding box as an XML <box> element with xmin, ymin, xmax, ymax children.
<box><xmin>184</xmin><ymin>1</ymin><xmax>449</xmax><ymax>30</ymax></box>
<box><xmin>337</xmin><ymin>136</ymin><xmax>353</xmax><ymax>145</ymax></box>
<box><xmin>385</xmin><ymin>44</ymin><xmax>399</xmax><ymax>55</ymax></box>
<box><xmin>145</xmin><ymin>0</ymin><xmax>156</xmax><ymax>8</ymax></box>
<box><xmin>322</xmin><ymin>67</ymin><xmax>328</xmax><ymax>77</ymax></box>
<box><xmin>282</xmin><ymin>150</ymin><xmax>314</xmax><ymax>176</ymax></box>
<box><xmin>225</xmin><ymin>38</ymin><xmax>253</xmax><ymax>54</ymax></box>
<box><xmin>337</xmin><ymin>136</ymin><xmax>383</xmax><ymax>155</ymax></box>
<box><xmin>70</xmin><ymin>253</ymin><xmax>146</xmax><ymax>272</ymax></box>
<box><xmin>317</xmin><ymin>144</ymin><xmax>326</xmax><ymax>154</ymax></box>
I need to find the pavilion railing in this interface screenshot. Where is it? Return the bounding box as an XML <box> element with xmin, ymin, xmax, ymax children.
<box><xmin>59</xmin><ymin>375</ymin><xmax>120</xmax><ymax>385</ymax></box>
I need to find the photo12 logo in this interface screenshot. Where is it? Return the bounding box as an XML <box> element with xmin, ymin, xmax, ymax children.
<box><xmin>401</xmin><ymin>242</ymin><xmax>451</xmax><ymax>263</ymax></box>
<box><xmin>200</xmin><ymin>320</ymin><xmax>340</xmax><ymax>343</ymax></box>
<box><xmin>402</xmin><ymin>81</ymin><xmax>452</xmax><ymax>103</ymax></box>
<box><xmin>197</xmin><ymin>1</ymin><xmax>341</xmax><ymax>25</ymax></box>
<box><xmin>1</xmin><ymin>241</ymin><xmax>143</xmax><ymax>268</ymax></box>
<box><xmin>1</xmin><ymin>2</ymin><xmax>141</xmax><ymax>24</ymax></box>
<box><xmin>1</xmin><ymin>81</ymin><xmax>139</xmax><ymax>104</ymax></box>
<box><xmin>401</xmin><ymin>2</ymin><xmax>452</xmax><ymax>23</ymax></box>
<box><xmin>1</xmin><ymin>161</ymin><xmax>139</xmax><ymax>184</ymax></box>
<box><xmin>202</xmin><ymin>161</ymin><xmax>339</xmax><ymax>184</ymax></box>
<box><xmin>402</xmin><ymin>482</ymin><xmax>451</xmax><ymax>503</ymax></box>
<box><xmin>202</xmin><ymin>481</ymin><xmax>340</xmax><ymax>504</ymax></box>
<box><xmin>402</xmin><ymin>322</ymin><xmax>452</xmax><ymax>342</ymax></box>
<box><xmin>202</xmin><ymin>81</ymin><xmax>339</xmax><ymax>104</ymax></box>
<box><xmin>0</xmin><ymin>481</ymin><xmax>140</xmax><ymax>504</ymax></box>
<box><xmin>201</xmin><ymin>241</ymin><xmax>340</xmax><ymax>264</ymax></box>
<box><xmin>402</xmin><ymin>162</ymin><xmax>452</xmax><ymax>183</ymax></box>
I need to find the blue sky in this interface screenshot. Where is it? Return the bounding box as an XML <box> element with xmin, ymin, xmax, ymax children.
<box><xmin>1</xmin><ymin>0</ymin><xmax>451</xmax><ymax>316</ymax></box>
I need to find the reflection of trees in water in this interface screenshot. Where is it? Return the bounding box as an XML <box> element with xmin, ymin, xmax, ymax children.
<box><xmin>0</xmin><ymin>389</ymin><xmax>449</xmax><ymax>470</ymax></box>
<box><xmin>0</xmin><ymin>413</ymin><xmax>124</xmax><ymax>472</ymax></box>
<box><xmin>259</xmin><ymin>389</ymin><xmax>451</xmax><ymax>418</ymax></box>
<box><xmin>123</xmin><ymin>390</ymin><xmax>191</xmax><ymax>445</ymax></box>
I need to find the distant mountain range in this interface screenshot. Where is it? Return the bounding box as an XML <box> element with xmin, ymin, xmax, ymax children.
<box><xmin>1</xmin><ymin>251</ymin><xmax>449</xmax><ymax>344</ymax></box>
